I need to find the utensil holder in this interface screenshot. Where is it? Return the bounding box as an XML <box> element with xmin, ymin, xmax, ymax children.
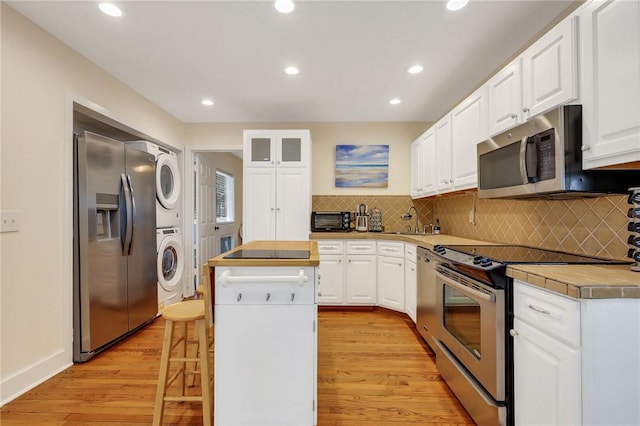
<box><xmin>628</xmin><ymin>187</ymin><xmax>640</xmax><ymax>272</ymax></box>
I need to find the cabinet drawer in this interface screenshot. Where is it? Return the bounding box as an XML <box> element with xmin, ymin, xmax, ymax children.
<box><xmin>346</xmin><ymin>240</ymin><xmax>376</xmax><ymax>255</ymax></box>
<box><xmin>404</xmin><ymin>243</ymin><xmax>417</xmax><ymax>263</ymax></box>
<box><xmin>317</xmin><ymin>240</ymin><xmax>344</xmax><ymax>255</ymax></box>
<box><xmin>514</xmin><ymin>280</ymin><xmax>580</xmax><ymax>347</ymax></box>
<box><xmin>377</xmin><ymin>241</ymin><xmax>404</xmax><ymax>258</ymax></box>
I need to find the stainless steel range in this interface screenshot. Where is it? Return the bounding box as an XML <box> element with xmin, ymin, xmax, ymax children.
<box><xmin>426</xmin><ymin>244</ymin><xmax>630</xmax><ymax>426</ymax></box>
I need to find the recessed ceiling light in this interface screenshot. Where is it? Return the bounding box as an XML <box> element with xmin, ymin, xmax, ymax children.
<box><xmin>275</xmin><ymin>0</ymin><xmax>295</xmax><ymax>13</ymax></box>
<box><xmin>389</xmin><ymin>98</ymin><xmax>402</xmax><ymax>105</ymax></box>
<box><xmin>408</xmin><ymin>65</ymin><xmax>424</xmax><ymax>74</ymax></box>
<box><xmin>447</xmin><ymin>0</ymin><xmax>468</xmax><ymax>11</ymax></box>
<box><xmin>98</xmin><ymin>2</ymin><xmax>122</xmax><ymax>17</ymax></box>
<box><xmin>285</xmin><ymin>66</ymin><xmax>299</xmax><ymax>75</ymax></box>
<box><xmin>201</xmin><ymin>99</ymin><xmax>214</xmax><ymax>106</ymax></box>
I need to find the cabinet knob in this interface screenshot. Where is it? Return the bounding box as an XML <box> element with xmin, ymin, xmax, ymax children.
<box><xmin>581</xmin><ymin>145</ymin><xmax>590</xmax><ymax>152</ymax></box>
<box><xmin>522</xmin><ymin>107</ymin><xmax>530</xmax><ymax>113</ymax></box>
<box><xmin>291</xmin><ymin>293</ymin><xmax>295</xmax><ymax>302</ymax></box>
<box><xmin>237</xmin><ymin>293</ymin><xmax>242</xmax><ymax>302</ymax></box>
<box><xmin>509</xmin><ymin>329</ymin><xmax>518</xmax><ymax>337</ymax></box>
<box><xmin>317</xmin><ymin>292</ymin><xmax>322</xmax><ymax>297</ymax></box>
<box><xmin>510</xmin><ymin>113</ymin><xmax>518</xmax><ymax>119</ymax></box>
<box><xmin>266</xmin><ymin>293</ymin><xmax>271</xmax><ymax>302</ymax></box>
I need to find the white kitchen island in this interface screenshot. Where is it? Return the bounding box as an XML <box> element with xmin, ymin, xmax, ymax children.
<box><xmin>208</xmin><ymin>240</ymin><xmax>320</xmax><ymax>426</ymax></box>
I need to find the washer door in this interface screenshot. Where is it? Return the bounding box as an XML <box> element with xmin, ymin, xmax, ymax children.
<box><xmin>157</xmin><ymin>234</ymin><xmax>184</xmax><ymax>292</ymax></box>
<box><xmin>156</xmin><ymin>153</ymin><xmax>181</xmax><ymax>210</ymax></box>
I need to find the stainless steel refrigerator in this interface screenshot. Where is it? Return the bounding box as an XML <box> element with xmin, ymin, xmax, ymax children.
<box><xmin>73</xmin><ymin>131</ymin><xmax>158</xmax><ymax>362</ymax></box>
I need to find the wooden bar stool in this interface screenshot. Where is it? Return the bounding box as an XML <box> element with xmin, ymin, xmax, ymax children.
<box><xmin>153</xmin><ymin>300</ymin><xmax>212</xmax><ymax>426</ymax></box>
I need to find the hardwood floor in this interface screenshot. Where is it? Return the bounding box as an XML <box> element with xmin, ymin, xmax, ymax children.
<box><xmin>0</xmin><ymin>309</ymin><xmax>474</xmax><ymax>425</ymax></box>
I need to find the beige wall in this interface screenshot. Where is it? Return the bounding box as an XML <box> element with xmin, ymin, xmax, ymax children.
<box><xmin>0</xmin><ymin>4</ymin><xmax>184</xmax><ymax>404</ymax></box>
<box><xmin>185</xmin><ymin>121</ymin><xmax>430</xmax><ymax>196</ymax></box>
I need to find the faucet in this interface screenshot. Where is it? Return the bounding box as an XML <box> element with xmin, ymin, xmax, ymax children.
<box><xmin>401</xmin><ymin>206</ymin><xmax>420</xmax><ymax>234</ymax></box>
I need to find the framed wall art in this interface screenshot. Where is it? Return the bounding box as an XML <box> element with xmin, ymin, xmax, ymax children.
<box><xmin>335</xmin><ymin>144</ymin><xmax>389</xmax><ymax>188</ymax></box>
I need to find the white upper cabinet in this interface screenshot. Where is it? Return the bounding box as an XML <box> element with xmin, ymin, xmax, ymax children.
<box><xmin>410</xmin><ymin>128</ymin><xmax>437</xmax><ymax>199</ymax></box>
<box><xmin>487</xmin><ymin>14</ymin><xmax>578</xmax><ymax>138</ymax></box>
<box><xmin>410</xmin><ymin>136</ymin><xmax>423</xmax><ymax>198</ymax></box>
<box><xmin>435</xmin><ymin>114</ymin><xmax>453</xmax><ymax>193</ymax></box>
<box><xmin>244</xmin><ymin>129</ymin><xmax>310</xmax><ymax>168</ymax></box>
<box><xmin>521</xmin><ymin>14</ymin><xmax>578</xmax><ymax>120</ymax></box>
<box><xmin>450</xmin><ymin>85</ymin><xmax>488</xmax><ymax>190</ymax></box>
<box><xmin>580</xmin><ymin>0</ymin><xmax>640</xmax><ymax>169</ymax></box>
<box><xmin>488</xmin><ymin>59</ymin><xmax>523</xmax><ymax>136</ymax></box>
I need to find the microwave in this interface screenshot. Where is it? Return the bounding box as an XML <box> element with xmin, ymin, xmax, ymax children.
<box><xmin>477</xmin><ymin>105</ymin><xmax>639</xmax><ymax>199</ymax></box>
<box><xmin>311</xmin><ymin>211</ymin><xmax>351</xmax><ymax>232</ymax></box>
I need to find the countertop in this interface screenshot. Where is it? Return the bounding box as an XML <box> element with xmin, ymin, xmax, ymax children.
<box><xmin>310</xmin><ymin>232</ymin><xmax>640</xmax><ymax>299</ymax></box>
<box><xmin>208</xmin><ymin>240</ymin><xmax>320</xmax><ymax>267</ymax></box>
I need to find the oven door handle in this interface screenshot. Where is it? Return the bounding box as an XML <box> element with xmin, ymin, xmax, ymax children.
<box><xmin>435</xmin><ymin>270</ymin><xmax>495</xmax><ymax>303</ymax></box>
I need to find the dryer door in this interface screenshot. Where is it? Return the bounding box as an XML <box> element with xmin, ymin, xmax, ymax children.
<box><xmin>157</xmin><ymin>233</ymin><xmax>184</xmax><ymax>292</ymax></box>
<box><xmin>156</xmin><ymin>153</ymin><xmax>181</xmax><ymax>210</ymax></box>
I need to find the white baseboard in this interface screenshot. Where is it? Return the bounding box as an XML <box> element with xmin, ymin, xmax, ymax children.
<box><xmin>0</xmin><ymin>348</ymin><xmax>71</xmax><ymax>407</ymax></box>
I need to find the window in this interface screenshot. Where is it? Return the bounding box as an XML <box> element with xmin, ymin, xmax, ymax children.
<box><xmin>216</xmin><ymin>170</ymin><xmax>235</xmax><ymax>223</ymax></box>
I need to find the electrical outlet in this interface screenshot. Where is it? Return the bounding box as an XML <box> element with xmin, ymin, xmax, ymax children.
<box><xmin>1</xmin><ymin>210</ymin><xmax>20</xmax><ymax>233</ymax></box>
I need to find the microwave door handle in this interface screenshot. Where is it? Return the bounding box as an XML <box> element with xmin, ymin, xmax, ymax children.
<box><xmin>519</xmin><ymin>137</ymin><xmax>529</xmax><ymax>184</ymax></box>
<box><xmin>525</xmin><ymin>136</ymin><xmax>539</xmax><ymax>183</ymax></box>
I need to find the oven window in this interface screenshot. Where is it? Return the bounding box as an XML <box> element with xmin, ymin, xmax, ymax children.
<box><xmin>443</xmin><ymin>284</ymin><xmax>482</xmax><ymax>359</ymax></box>
<box><xmin>314</xmin><ymin>214</ymin><xmax>341</xmax><ymax>228</ymax></box>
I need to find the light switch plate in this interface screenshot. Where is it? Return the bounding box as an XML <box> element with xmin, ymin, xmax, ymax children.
<box><xmin>1</xmin><ymin>210</ymin><xmax>20</xmax><ymax>232</ymax></box>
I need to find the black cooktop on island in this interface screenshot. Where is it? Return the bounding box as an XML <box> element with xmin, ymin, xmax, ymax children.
<box><xmin>223</xmin><ymin>249</ymin><xmax>311</xmax><ymax>259</ymax></box>
<box><xmin>442</xmin><ymin>244</ymin><xmax>631</xmax><ymax>265</ymax></box>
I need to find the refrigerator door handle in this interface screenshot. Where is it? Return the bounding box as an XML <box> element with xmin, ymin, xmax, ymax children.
<box><xmin>121</xmin><ymin>173</ymin><xmax>133</xmax><ymax>256</ymax></box>
<box><xmin>126</xmin><ymin>174</ymin><xmax>136</xmax><ymax>256</ymax></box>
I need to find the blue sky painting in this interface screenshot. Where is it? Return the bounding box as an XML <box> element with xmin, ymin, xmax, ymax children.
<box><xmin>335</xmin><ymin>144</ymin><xmax>389</xmax><ymax>188</ymax></box>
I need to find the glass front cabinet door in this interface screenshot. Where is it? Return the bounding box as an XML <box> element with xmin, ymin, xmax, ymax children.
<box><xmin>244</xmin><ymin>130</ymin><xmax>309</xmax><ymax>168</ymax></box>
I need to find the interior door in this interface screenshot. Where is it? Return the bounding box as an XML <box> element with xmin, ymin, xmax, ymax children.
<box><xmin>195</xmin><ymin>152</ymin><xmax>241</xmax><ymax>287</ymax></box>
<box><xmin>196</xmin><ymin>154</ymin><xmax>217</xmax><ymax>288</ymax></box>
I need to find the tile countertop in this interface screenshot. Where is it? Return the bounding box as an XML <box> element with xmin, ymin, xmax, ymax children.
<box><xmin>208</xmin><ymin>240</ymin><xmax>320</xmax><ymax>268</ymax></box>
<box><xmin>310</xmin><ymin>232</ymin><xmax>640</xmax><ymax>299</ymax></box>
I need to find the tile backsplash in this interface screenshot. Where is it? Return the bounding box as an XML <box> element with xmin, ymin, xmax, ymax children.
<box><xmin>313</xmin><ymin>192</ymin><xmax>632</xmax><ymax>260</ymax></box>
<box><xmin>312</xmin><ymin>195</ymin><xmax>434</xmax><ymax>234</ymax></box>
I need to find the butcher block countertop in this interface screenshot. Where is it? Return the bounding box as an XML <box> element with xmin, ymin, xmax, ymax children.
<box><xmin>310</xmin><ymin>232</ymin><xmax>639</xmax><ymax>299</ymax></box>
<box><xmin>208</xmin><ymin>240</ymin><xmax>320</xmax><ymax>267</ymax></box>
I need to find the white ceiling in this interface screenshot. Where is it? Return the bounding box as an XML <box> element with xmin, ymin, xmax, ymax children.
<box><xmin>8</xmin><ymin>0</ymin><xmax>575</xmax><ymax>123</ymax></box>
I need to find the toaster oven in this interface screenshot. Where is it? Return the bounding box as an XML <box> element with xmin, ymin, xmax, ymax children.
<box><xmin>311</xmin><ymin>211</ymin><xmax>351</xmax><ymax>232</ymax></box>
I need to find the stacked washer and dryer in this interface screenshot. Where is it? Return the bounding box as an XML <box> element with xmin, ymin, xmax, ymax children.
<box><xmin>127</xmin><ymin>141</ymin><xmax>185</xmax><ymax>312</ymax></box>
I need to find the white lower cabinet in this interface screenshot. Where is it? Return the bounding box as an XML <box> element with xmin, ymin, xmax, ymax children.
<box><xmin>317</xmin><ymin>240</ymin><xmax>376</xmax><ymax>306</ymax></box>
<box><xmin>513</xmin><ymin>318</ymin><xmax>581</xmax><ymax>426</ymax></box>
<box><xmin>513</xmin><ymin>281</ymin><xmax>581</xmax><ymax>425</ymax></box>
<box><xmin>377</xmin><ymin>255</ymin><xmax>404</xmax><ymax>311</ymax></box>
<box><xmin>404</xmin><ymin>244</ymin><xmax>417</xmax><ymax>323</ymax></box>
<box><xmin>376</xmin><ymin>241</ymin><xmax>405</xmax><ymax>312</ymax></box>
<box><xmin>317</xmin><ymin>254</ymin><xmax>344</xmax><ymax>304</ymax></box>
<box><xmin>345</xmin><ymin>254</ymin><xmax>377</xmax><ymax>304</ymax></box>
<box><xmin>512</xmin><ymin>279</ymin><xmax>640</xmax><ymax>426</ymax></box>
<box><xmin>404</xmin><ymin>259</ymin><xmax>417</xmax><ymax>323</ymax></box>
